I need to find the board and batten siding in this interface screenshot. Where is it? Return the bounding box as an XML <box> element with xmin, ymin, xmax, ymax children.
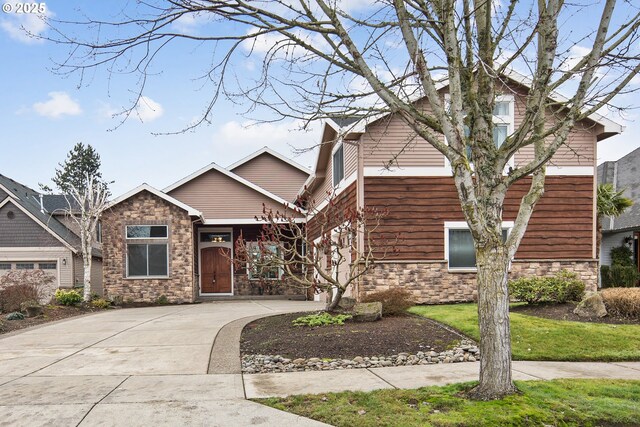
<box><xmin>0</xmin><ymin>200</ymin><xmax>62</xmax><ymax>247</ymax></box>
<box><xmin>168</xmin><ymin>168</ymin><xmax>303</xmax><ymax>220</ymax></box>
<box><xmin>600</xmin><ymin>231</ymin><xmax>633</xmax><ymax>266</ymax></box>
<box><xmin>364</xmin><ymin>176</ymin><xmax>594</xmax><ymax>261</ymax></box>
<box><xmin>230</xmin><ymin>153</ymin><xmax>310</xmax><ymax>203</ymax></box>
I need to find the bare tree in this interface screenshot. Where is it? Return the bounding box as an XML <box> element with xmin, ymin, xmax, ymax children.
<box><xmin>65</xmin><ymin>175</ymin><xmax>109</xmax><ymax>302</ymax></box>
<box><xmin>233</xmin><ymin>197</ymin><xmax>397</xmax><ymax>312</ymax></box>
<box><xmin>44</xmin><ymin>0</ymin><xmax>640</xmax><ymax>399</ymax></box>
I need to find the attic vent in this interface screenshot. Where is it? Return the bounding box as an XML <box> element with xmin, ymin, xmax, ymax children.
<box><xmin>7</xmin><ymin>211</ymin><xmax>15</xmax><ymax>220</ymax></box>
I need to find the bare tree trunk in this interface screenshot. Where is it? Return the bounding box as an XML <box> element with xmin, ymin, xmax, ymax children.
<box><xmin>82</xmin><ymin>227</ymin><xmax>93</xmax><ymax>302</ymax></box>
<box><xmin>470</xmin><ymin>246</ymin><xmax>518</xmax><ymax>400</ymax></box>
<box><xmin>325</xmin><ymin>286</ymin><xmax>344</xmax><ymax>312</ymax></box>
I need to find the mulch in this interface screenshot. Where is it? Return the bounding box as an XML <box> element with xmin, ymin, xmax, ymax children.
<box><xmin>240</xmin><ymin>312</ymin><xmax>467</xmax><ymax>359</ymax></box>
<box><xmin>511</xmin><ymin>302</ymin><xmax>639</xmax><ymax>325</ymax></box>
<box><xmin>0</xmin><ymin>305</ymin><xmax>100</xmax><ymax>335</ymax></box>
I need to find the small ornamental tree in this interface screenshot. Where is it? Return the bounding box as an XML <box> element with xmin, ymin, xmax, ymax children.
<box><xmin>233</xmin><ymin>195</ymin><xmax>398</xmax><ymax>312</ymax></box>
<box><xmin>45</xmin><ymin>143</ymin><xmax>111</xmax><ymax>302</ymax></box>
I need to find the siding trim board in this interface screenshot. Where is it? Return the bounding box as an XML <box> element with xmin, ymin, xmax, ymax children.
<box><xmin>362</xmin><ymin>166</ymin><xmax>594</xmax><ymax>177</ymax></box>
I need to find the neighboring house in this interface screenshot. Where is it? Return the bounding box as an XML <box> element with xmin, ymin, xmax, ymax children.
<box><xmin>597</xmin><ymin>147</ymin><xmax>640</xmax><ymax>273</ymax></box>
<box><xmin>0</xmin><ymin>174</ymin><xmax>103</xmax><ymax>296</ymax></box>
<box><xmin>101</xmin><ymin>147</ymin><xmax>311</xmax><ymax>303</ymax></box>
<box><xmin>304</xmin><ymin>71</ymin><xmax>623</xmax><ymax>304</ymax></box>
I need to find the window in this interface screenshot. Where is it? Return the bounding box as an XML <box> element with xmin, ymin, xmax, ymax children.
<box><xmin>332</xmin><ymin>143</ymin><xmax>345</xmax><ymax>186</ymax></box>
<box><xmin>200</xmin><ymin>232</ymin><xmax>231</xmax><ymax>243</ymax></box>
<box><xmin>126</xmin><ymin>225</ymin><xmax>168</xmax><ymax>239</ymax></box>
<box><xmin>127</xmin><ymin>244</ymin><xmax>168</xmax><ymax>277</ymax></box>
<box><xmin>0</xmin><ymin>263</ymin><xmax>11</xmax><ymax>270</ymax></box>
<box><xmin>445</xmin><ymin>222</ymin><xmax>513</xmax><ymax>270</ymax></box>
<box><xmin>247</xmin><ymin>242</ymin><xmax>281</xmax><ymax>280</ymax></box>
<box><xmin>96</xmin><ymin>221</ymin><xmax>102</xmax><ymax>243</ymax></box>
<box><xmin>39</xmin><ymin>262</ymin><xmax>57</xmax><ymax>270</ymax></box>
<box><xmin>16</xmin><ymin>263</ymin><xmax>34</xmax><ymax>270</ymax></box>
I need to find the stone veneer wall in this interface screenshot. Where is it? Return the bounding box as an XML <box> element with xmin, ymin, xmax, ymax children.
<box><xmin>359</xmin><ymin>260</ymin><xmax>598</xmax><ymax>304</ymax></box>
<box><xmin>102</xmin><ymin>191</ymin><xmax>195</xmax><ymax>303</ymax></box>
<box><xmin>233</xmin><ymin>274</ymin><xmax>306</xmax><ymax>297</ymax></box>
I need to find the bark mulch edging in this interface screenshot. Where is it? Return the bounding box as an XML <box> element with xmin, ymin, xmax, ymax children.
<box><xmin>240</xmin><ymin>312</ymin><xmax>480</xmax><ymax>374</ymax></box>
<box><xmin>0</xmin><ymin>305</ymin><xmax>101</xmax><ymax>336</ymax></box>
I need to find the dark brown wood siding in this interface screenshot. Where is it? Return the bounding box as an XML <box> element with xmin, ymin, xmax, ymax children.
<box><xmin>364</xmin><ymin>176</ymin><xmax>594</xmax><ymax>260</ymax></box>
<box><xmin>307</xmin><ymin>181</ymin><xmax>358</xmax><ymax>241</ymax></box>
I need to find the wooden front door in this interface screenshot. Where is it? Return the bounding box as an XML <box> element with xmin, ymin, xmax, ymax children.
<box><xmin>201</xmin><ymin>247</ymin><xmax>232</xmax><ymax>294</ymax></box>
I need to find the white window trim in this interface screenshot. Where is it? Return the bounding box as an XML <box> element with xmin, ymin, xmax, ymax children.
<box><xmin>443</xmin><ymin>94</ymin><xmax>515</xmax><ymax>173</ymax></box>
<box><xmin>246</xmin><ymin>241</ymin><xmax>282</xmax><ymax>281</ymax></box>
<box><xmin>332</xmin><ymin>140</ymin><xmax>345</xmax><ymax>187</ymax></box>
<box><xmin>125</xmin><ymin>225</ymin><xmax>169</xmax><ymax>240</ymax></box>
<box><xmin>444</xmin><ymin>221</ymin><xmax>515</xmax><ymax>272</ymax></box>
<box><xmin>125</xmin><ymin>243</ymin><xmax>170</xmax><ymax>279</ymax></box>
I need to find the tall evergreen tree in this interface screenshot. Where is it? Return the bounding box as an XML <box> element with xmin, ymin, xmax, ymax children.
<box><xmin>51</xmin><ymin>143</ymin><xmax>103</xmax><ymax>194</ymax></box>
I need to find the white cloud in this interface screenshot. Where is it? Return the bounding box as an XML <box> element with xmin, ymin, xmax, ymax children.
<box><xmin>135</xmin><ymin>96</ymin><xmax>164</xmax><ymax>122</ymax></box>
<box><xmin>562</xmin><ymin>45</ymin><xmax>592</xmax><ymax>72</ymax></box>
<box><xmin>211</xmin><ymin>120</ymin><xmax>319</xmax><ymax>169</ymax></box>
<box><xmin>32</xmin><ymin>92</ymin><xmax>82</xmax><ymax>118</ymax></box>
<box><xmin>0</xmin><ymin>4</ymin><xmax>51</xmax><ymax>44</ymax></box>
<box><xmin>171</xmin><ymin>11</ymin><xmax>211</xmax><ymax>34</ymax></box>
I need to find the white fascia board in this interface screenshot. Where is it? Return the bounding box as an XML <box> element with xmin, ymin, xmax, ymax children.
<box><xmin>545</xmin><ymin>166</ymin><xmax>594</xmax><ymax>176</ymax></box>
<box><xmin>363</xmin><ymin>166</ymin><xmax>453</xmax><ymax>177</ymax></box>
<box><xmin>0</xmin><ymin>198</ymin><xmax>77</xmax><ymax>253</ymax></box>
<box><xmin>202</xmin><ymin>218</ymin><xmax>306</xmax><ymax>225</ymax></box>
<box><xmin>227</xmin><ymin>146</ymin><xmax>312</xmax><ymax>174</ymax></box>
<box><xmin>106</xmin><ymin>183</ymin><xmax>203</xmax><ymax>218</ymax></box>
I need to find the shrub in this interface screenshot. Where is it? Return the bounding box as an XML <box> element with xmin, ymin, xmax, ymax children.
<box><xmin>361</xmin><ymin>288</ymin><xmax>415</xmax><ymax>316</ymax></box>
<box><xmin>610</xmin><ymin>245</ymin><xmax>635</xmax><ymax>267</ymax></box>
<box><xmin>601</xmin><ymin>265</ymin><xmax>640</xmax><ymax>288</ymax></box>
<box><xmin>509</xmin><ymin>270</ymin><xmax>585</xmax><ymax>304</ymax></box>
<box><xmin>91</xmin><ymin>298</ymin><xmax>111</xmax><ymax>309</ymax></box>
<box><xmin>55</xmin><ymin>289</ymin><xmax>83</xmax><ymax>306</ymax></box>
<box><xmin>292</xmin><ymin>312</ymin><xmax>352</xmax><ymax>327</ymax></box>
<box><xmin>156</xmin><ymin>295</ymin><xmax>169</xmax><ymax>305</ymax></box>
<box><xmin>0</xmin><ymin>270</ymin><xmax>53</xmax><ymax>311</ymax></box>
<box><xmin>6</xmin><ymin>311</ymin><xmax>25</xmax><ymax>321</ymax></box>
<box><xmin>601</xmin><ymin>288</ymin><xmax>640</xmax><ymax>320</ymax></box>
<box><xmin>0</xmin><ymin>284</ymin><xmax>39</xmax><ymax>313</ymax></box>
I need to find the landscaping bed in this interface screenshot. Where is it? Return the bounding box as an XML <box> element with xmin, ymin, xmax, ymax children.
<box><xmin>241</xmin><ymin>312</ymin><xmax>479</xmax><ymax>373</ymax></box>
<box><xmin>511</xmin><ymin>301</ymin><xmax>638</xmax><ymax>324</ymax></box>
<box><xmin>0</xmin><ymin>305</ymin><xmax>99</xmax><ymax>335</ymax></box>
<box><xmin>258</xmin><ymin>379</ymin><xmax>640</xmax><ymax>427</ymax></box>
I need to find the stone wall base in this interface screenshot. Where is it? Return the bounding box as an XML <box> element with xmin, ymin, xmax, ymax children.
<box><xmin>359</xmin><ymin>259</ymin><xmax>598</xmax><ymax>304</ymax></box>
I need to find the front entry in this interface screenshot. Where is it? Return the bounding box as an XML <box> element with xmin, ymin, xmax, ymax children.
<box><xmin>200</xmin><ymin>247</ymin><xmax>232</xmax><ymax>294</ymax></box>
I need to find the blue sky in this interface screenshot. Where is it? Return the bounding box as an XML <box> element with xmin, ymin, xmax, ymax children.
<box><xmin>0</xmin><ymin>1</ymin><xmax>638</xmax><ymax>197</ymax></box>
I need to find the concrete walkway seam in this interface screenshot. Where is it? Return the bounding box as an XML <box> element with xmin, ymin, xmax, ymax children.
<box><xmin>366</xmin><ymin>368</ymin><xmax>399</xmax><ymax>390</ymax></box>
<box><xmin>74</xmin><ymin>375</ymin><xmax>131</xmax><ymax>427</ymax></box>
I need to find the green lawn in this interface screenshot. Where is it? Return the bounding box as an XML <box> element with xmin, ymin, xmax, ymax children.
<box><xmin>258</xmin><ymin>379</ymin><xmax>640</xmax><ymax>427</ymax></box>
<box><xmin>409</xmin><ymin>303</ymin><xmax>640</xmax><ymax>361</ymax></box>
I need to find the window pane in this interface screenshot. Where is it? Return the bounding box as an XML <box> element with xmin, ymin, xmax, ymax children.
<box><xmin>16</xmin><ymin>263</ymin><xmax>34</xmax><ymax>270</ymax></box>
<box><xmin>39</xmin><ymin>263</ymin><xmax>57</xmax><ymax>270</ymax></box>
<box><xmin>0</xmin><ymin>263</ymin><xmax>11</xmax><ymax>270</ymax></box>
<box><xmin>449</xmin><ymin>230</ymin><xmax>476</xmax><ymax>268</ymax></box>
<box><xmin>332</xmin><ymin>145</ymin><xmax>344</xmax><ymax>185</ymax></box>
<box><xmin>493</xmin><ymin>101</ymin><xmax>510</xmax><ymax>116</ymax></box>
<box><xmin>200</xmin><ymin>232</ymin><xmax>231</xmax><ymax>243</ymax></box>
<box><xmin>126</xmin><ymin>225</ymin><xmax>167</xmax><ymax>238</ymax></box>
<box><xmin>494</xmin><ymin>124</ymin><xmax>508</xmax><ymax>148</ymax></box>
<box><xmin>127</xmin><ymin>244</ymin><xmax>148</xmax><ymax>276</ymax></box>
<box><xmin>148</xmin><ymin>244</ymin><xmax>168</xmax><ymax>276</ymax></box>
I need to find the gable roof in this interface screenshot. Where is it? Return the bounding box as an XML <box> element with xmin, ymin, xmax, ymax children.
<box><xmin>163</xmin><ymin>161</ymin><xmax>304</xmax><ymax>211</ymax></box>
<box><xmin>304</xmin><ymin>67</ymin><xmax>625</xmax><ymax>194</ymax></box>
<box><xmin>227</xmin><ymin>146</ymin><xmax>312</xmax><ymax>175</ymax></box>
<box><xmin>0</xmin><ymin>174</ymin><xmax>80</xmax><ymax>253</ymax></box>
<box><xmin>105</xmin><ymin>183</ymin><xmax>204</xmax><ymax>218</ymax></box>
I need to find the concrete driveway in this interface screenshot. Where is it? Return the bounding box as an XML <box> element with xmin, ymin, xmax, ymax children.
<box><xmin>0</xmin><ymin>300</ymin><xmax>327</xmax><ymax>427</ymax></box>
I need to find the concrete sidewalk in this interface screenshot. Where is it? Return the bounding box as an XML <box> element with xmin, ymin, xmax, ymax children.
<box><xmin>243</xmin><ymin>360</ymin><xmax>640</xmax><ymax>398</ymax></box>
